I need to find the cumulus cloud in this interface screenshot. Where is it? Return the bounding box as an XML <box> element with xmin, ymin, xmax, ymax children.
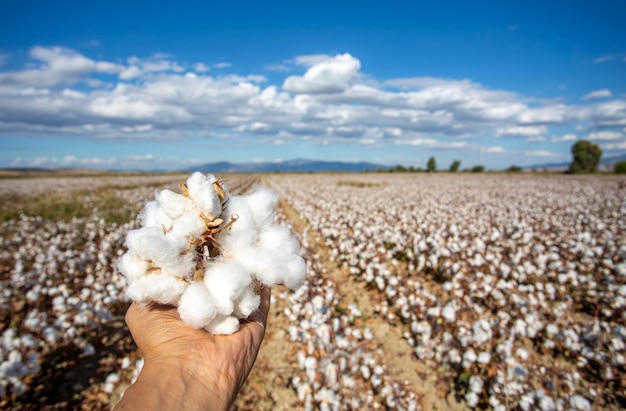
<box><xmin>1</xmin><ymin>46</ymin><xmax>625</xmax><ymax>160</ymax></box>
<box><xmin>213</xmin><ymin>62</ymin><xmax>232</xmax><ymax>69</ymax></box>
<box><xmin>395</xmin><ymin>138</ymin><xmax>467</xmax><ymax>149</ymax></box>
<box><xmin>587</xmin><ymin>131</ymin><xmax>623</xmax><ymax>141</ymax></box>
<box><xmin>551</xmin><ymin>134</ymin><xmax>577</xmax><ymax>143</ymax></box>
<box><xmin>193</xmin><ymin>63</ymin><xmax>210</xmax><ymax>73</ymax></box>
<box><xmin>582</xmin><ymin>89</ymin><xmax>612</xmax><ymax>100</ymax></box>
<box><xmin>496</xmin><ymin>125</ymin><xmax>547</xmax><ymax>138</ymax></box>
<box><xmin>119</xmin><ymin>54</ymin><xmax>184</xmax><ymax>80</ymax></box>
<box><xmin>603</xmin><ymin>140</ymin><xmax>626</xmax><ymax>150</ymax></box>
<box><xmin>283</xmin><ymin>53</ymin><xmax>361</xmax><ymax>94</ymax></box>
<box><xmin>524</xmin><ymin>150</ymin><xmax>561</xmax><ymax>157</ymax></box>
<box><xmin>0</xmin><ymin>46</ymin><xmax>123</xmax><ymax>87</ymax></box>
<box><xmin>485</xmin><ymin>146</ymin><xmax>506</xmax><ymax>153</ymax></box>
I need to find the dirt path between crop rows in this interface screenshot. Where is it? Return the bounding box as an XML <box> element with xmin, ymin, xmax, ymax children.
<box><xmin>275</xmin><ymin>197</ymin><xmax>467</xmax><ymax>411</ymax></box>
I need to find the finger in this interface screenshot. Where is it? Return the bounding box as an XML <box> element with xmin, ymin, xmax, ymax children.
<box><xmin>125</xmin><ymin>301</ymin><xmax>140</xmax><ymax>329</ymax></box>
<box><xmin>257</xmin><ymin>286</ymin><xmax>271</xmax><ymax>320</ymax></box>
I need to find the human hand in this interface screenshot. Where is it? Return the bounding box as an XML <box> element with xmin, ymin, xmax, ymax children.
<box><xmin>114</xmin><ymin>286</ymin><xmax>271</xmax><ymax>411</ymax></box>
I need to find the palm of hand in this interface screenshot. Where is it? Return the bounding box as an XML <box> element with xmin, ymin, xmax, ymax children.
<box><xmin>125</xmin><ymin>286</ymin><xmax>270</xmax><ymax>407</ymax></box>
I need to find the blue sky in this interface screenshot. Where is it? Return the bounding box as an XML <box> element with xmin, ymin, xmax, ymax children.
<box><xmin>0</xmin><ymin>1</ymin><xmax>625</xmax><ymax>170</ymax></box>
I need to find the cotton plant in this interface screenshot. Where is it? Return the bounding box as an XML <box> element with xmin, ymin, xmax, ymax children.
<box><xmin>117</xmin><ymin>172</ymin><xmax>306</xmax><ymax>335</ymax></box>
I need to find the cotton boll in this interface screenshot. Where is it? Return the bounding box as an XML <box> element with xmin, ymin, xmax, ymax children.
<box><xmin>282</xmin><ymin>255</ymin><xmax>307</xmax><ymax>289</ymax></box>
<box><xmin>257</xmin><ymin>225</ymin><xmax>300</xmax><ymax>255</ymax></box>
<box><xmin>220</xmin><ymin>196</ymin><xmax>257</xmax><ymax>254</ymax></box>
<box><xmin>233</xmin><ymin>285</ymin><xmax>261</xmax><ymax>318</ymax></box>
<box><xmin>236</xmin><ymin>247</ymin><xmax>306</xmax><ymax>289</ymax></box>
<box><xmin>126</xmin><ymin>227</ymin><xmax>186</xmax><ymax>265</ymax></box>
<box><xmin>160</xmin><ymin>250</ymin><xmax>196</xmax><ymax>280</ymax></box>
<box><xmin>140</xmin><ymin>201</ymin><xmax>172</xmax><ymax>229</ymax></box>
<box><xmin>156</xmin><ymin>189</ymin><xmax>196</xmax><ymax>220</ymax></box>
<box><xmin>186</xmin><ymin>172</ymin><xmax>222</xmax><ymax>219</ymax></box>
<box><xmin>168</xmin><ymin>213</ymin><xmax>206</xmax><ymax>240</ymax></box>
<box><xmin>465</xmin><ymin>391</ymin><xmax>479</xmax><ymax>408</ymax></box>
<box><xmin>178</xmin><ymin>282</ymin><xmax>218</xmax><ymax>329</ymax></box>
<box><xmin>117</xmin><ymin>252</ymin><xmax>149</xmax><ymax>281</ymax></box>
<box><xmin>205</xmin><ymin>314</ymin><xmax>240</xmax><ymax>335</ymax></box>
<box><xmin>126</xmin><ymin>274</ymin><xmax>187</xmax><ymax>305</ymax></box>
<box><xmin>245</xmin><ymin>187</ymin><xmax>278</xmax><ymax>229</ymax></box>
<box><xmin>204</xmin><ymin>260</ymin><xmax>252</xmax><ymax>315</ymax></box>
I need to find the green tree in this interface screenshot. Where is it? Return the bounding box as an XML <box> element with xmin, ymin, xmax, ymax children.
<box><xmin>427</xmin><ymin>156</ymin><xmax>436</xmax><ymax>172</ymax></box>
<box><xmin>449</xmin><ymin>160</ymin><xmax>461</xmax><ymax>172</ymax></box>
<box><xmin>471</xmin><ymin>165</ymin><xmax>485</xmax><ymax>172</ymax></box>
<box><xmin>615</xmin><ymin>161</ymin><xmax>626</xmax><ymax>174</ymax></box>
<box><xmin>569</xmin><ymin>140</ymin><xmax>602</xmax><ymax>173</ymax></box>
<box><xmin>507</xmin><ymin>165</ymin><xmax>522</xmax><ymax>172</ymax></box>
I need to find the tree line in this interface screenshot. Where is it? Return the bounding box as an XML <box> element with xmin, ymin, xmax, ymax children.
<box><xmin>374</xmin><ymin>140</ymin><xmax>626</xmax><ymax>174</ymax></box>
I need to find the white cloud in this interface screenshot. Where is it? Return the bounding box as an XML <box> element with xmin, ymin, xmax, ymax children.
<box><xmin>119</xmin><ymin>54</ymin><xmax>185</xmax><ymax>80</ymax></box>
<box><xmin>1</xmin><ymin>46</ymin><xmax>625</xmax><ymax>159</ymax></box>
<box><xmin>485</xmin><ymin>146</ymin><xmax>505</xmax><ymax>153</ymax></box>
<box><xmin>593</xmin><ymin>53</ymin><xmax>626</xmax><ymax>64</ymax></box>
<box><xmin>193</xmin><ymin>63</ymin><xmax>210</xmax><ymax>73</ymax></box>
<box><xmin>127</xmin><ymin>154</ymin><xmax>155</xmax><ymax>161</ymax></box>
<box><xmin>587</xmin><ymin>131</ymin><xmax>623</xmax><ymax>141</ymax></box>
<box><xmin>527</xmin><ymin>136</ymin><xmax>545</xmax><ymax>143</ymax></box>
<box><xmin>603</xmin><ymin>141</ymin><xmax>626</xmax><ymax>150</ymax></box>
<box><xmin>359</xmin><ymin>138</ymin><xmax>377</xmax><ymax>145</ymax></box>
<box><xmin>121</xmin><ymin>124</ymin><xmax>153</xmax><ymax>133</ymax></box>
<box><xmin>283</xmin><ymin>53</ymin><xmax>361</xmax><ymax>94</ymax></box>
<box><xmin>524</xmin><ymin>150</ymin><xmax>561</xmax><ymax>157</ymax></box>
<box><xmin>496</xmin><ymin>125</ymin><xmax>547</xmax><ymax>137</ymax></box>
<box><xmin>396</xmin><ymin>138</ymin><xmax>467</xmax><ymax>149</ymax></box>
<box><xmin>0</xmin><ymin>46</ymin><xmax>123</xmax><ymax>87</ymax></box>
<box><xmin>551</xmin><ymin>133</ymin><xmax>577</xmax><ymax>143</ymax></box>
<box><xmin>582</xmin><ymin>89</ymin><xmax>612</xmax><ymax>100</ymax></box>
<box><xmin>11</xmin><ymin>155</ymin><xmax>118</xmax><ymax>168</ymax></box>
<box><xmin>265</xmin><ymin>64</ymin><xmax>290</xmax><ymax>72</ymax></box>
<box><xmin>213</xmin><ymin>62</ymin><xmax>232</xmax><ymax>69</ymax></box>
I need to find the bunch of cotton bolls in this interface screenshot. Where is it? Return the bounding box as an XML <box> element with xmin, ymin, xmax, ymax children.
<box><xmin>117</xmin><ymin>172</ymin><xmax>306</xmax><ymax>334</ymax></box>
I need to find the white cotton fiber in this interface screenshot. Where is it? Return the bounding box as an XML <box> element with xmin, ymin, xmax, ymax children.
<box><xmin>159</xmin><ymin>252</ymin><xmax>196</xmax><ymax>280</ymax></box>
<box><xmin>220</xmin><ymin>196</ymin><xmax>257</xmax><ymax>254</ymax></box>
<box><xmin>126</xmin><ymin>227</ymin><xmax>185</xmax><ymax>264</ymax></box>
<box><xmin>140</xmin><ymin>201</ymin><xmax>172</xmax><ymax>229</ymax></box>
<box><xmin>233</xmin><ymin>285</ymin><xmax>261</xmax><ymax>318</ymax></box>
<box><xmin>156</xmin><ymin>189</ymin><xmax>196</xmax><ymax>220</ymax></box>
<box><xmin>117</xmin><ymin>252</ymin><xmax>149</xmax><ymax>281</ymax></box>
<box><xmin>126</xmin><ymin>274</ymin><xmax>187</xmax><ymax>305</ymax></box>
<box><xmin>186</xmin><ymin>172</ymin><xmax>216</xmax><ymax>192</ymax></box>
<box><xmin>119</xmin><ymin>171</ymin><xmax>307</xmax><ymax>335</ymax></box>
<box><xmin>245</xmin><ymin>187</ymin><xmax>278</xmax><ymax>229</ymax></box>
<box><xmin>177</xmin><ymin>282</ymin><xmax>217</xmax><ymax>329</ymax></box>
<box><xmin>204</xmin><ymin>260</ymin><xmax>251</xmax><ymax>314</ymax></box>
<box><xmin>258</xmin><ymin>225</ymin><xmax>300</xmax><ymax>255</ymax></box>
<box><xmin>168</xmin><ymin>213</ymin><xmax>206</xmax><ymax>240</ymax></box>
<box><xmin>205</xmin><ymin>314</ymin><xmax>240</xmax><ymax>335</ymax></box>
<box><xmin>186</xmin><ymin>172</ymin><xmax>222</xmax><ymax>219</ymax></box>
<box><xmin>282</xmin><ymin>255</ymin><xmax>307</xmax><ymax>289</ymax></box>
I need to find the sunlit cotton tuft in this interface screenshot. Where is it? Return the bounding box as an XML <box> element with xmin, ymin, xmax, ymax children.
<box><xmin>117</xmin><ymin>172</ymin><xmax>306</xmax><ymax>334</ymax></box>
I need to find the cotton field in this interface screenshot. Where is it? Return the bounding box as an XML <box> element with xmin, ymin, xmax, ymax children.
<box><xmin>1</xmin><ymin>172</ymin><xmax>624</xmax><ymax>410</ymax></box>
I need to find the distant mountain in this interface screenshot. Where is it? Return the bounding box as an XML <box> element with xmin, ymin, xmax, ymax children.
<box><xmin>190</xmin><ymin>159</ymin><xmax>388</xmax><ymax>173</ymax></box>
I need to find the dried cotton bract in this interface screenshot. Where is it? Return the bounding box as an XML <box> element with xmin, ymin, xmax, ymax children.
<box><xmin>117</xmin><ymin>172</ymin><xmax>306</xmax><ymax>334</ymax></box>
